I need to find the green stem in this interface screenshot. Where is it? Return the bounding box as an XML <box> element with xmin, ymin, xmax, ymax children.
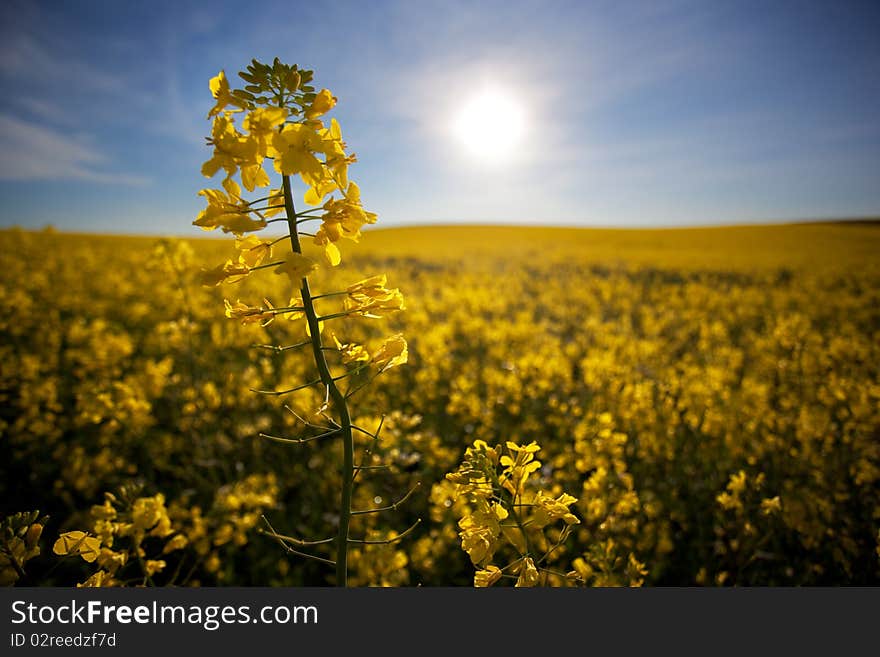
<box><xmin>7</xmin><ymin>553</ymin><xmax>27</xmax><ymax>583</ymax></box>
<box><xmin>282</xmin><ymin>174</ymin><xmax>354</xmax><ymax>587</ymax></box>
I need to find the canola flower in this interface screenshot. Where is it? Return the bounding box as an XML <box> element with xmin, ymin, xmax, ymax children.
<box><xmin>192</xmin><ymin>58</ymin><xmax>410</xmax><ymax>587</ymax></box>
<box><xmin>446</xmin><ymin>440</ymin><xmax>581</xmax><ymax>586</ymax></box>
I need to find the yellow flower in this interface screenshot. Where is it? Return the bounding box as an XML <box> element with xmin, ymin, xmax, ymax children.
<box><xmin>224</xmin><ymin>298</ymin><xmax>276</xmax><ymax>326</ymax></box>
<box><xmin>201</xmin><ymin>114</ymin><xmax>260</xmax><ymax>179</ymax></box>
<box><xmin>199</xmin><ymin>259</ymin><xmax>250</xmax><ymax>286</ymax></box>
<box><xmin>263</xmin><ymin>188</ymin><xmax>285</xmax><ymax>219</ymax></box>
<box><xmin>332</xmin><ymin>334</ymin><xmax>370</xmax><ymax>364</ymax></box>
<box><xmin>241</xmin><ymin>107</ymin><xmax>287</xmax><ymax>187</ymax></box>
<box><xmin>131</xmin><ymin>494</ymin><xmax>167</xmax><ymax>534</ymax></box>
<box><xmin>505</xmin><ymin>441</ymin><xmax>541</xmax><ymax>454</ymax></box>
<box><xmin>474</xmin><ymin>565</ymin><xmax>502</xmax><ymax>587</ymax></box>
<box><xmin>760</xmin><ymin>496</ymin><xmax>782</xmax><ymax>515</ymax></box>
<box><xmin>283</xmin><ymin>296</ymin><xmax>305</xmax><ymax>322</ymax></box>
<box><xmin>346</xmin><ymin>274</ymin><xmax>387</xmax><ymax>295</ymax></box>
<box><xmin>243</xmin><ymin>107</ymin><xmax>288</xmax><ymax>156</ymax></box>
<box><xmin>459</xmin><ymin>521</ymin><xmax>497</xmax><ymax>566</ymax></box>
<box><xmin>96</xmin><ymin>548</ymin><xmax>127</xmax><ymax>573</ymax></box>
<box><xmin>77</xmin><ymin>570</ymin><xmax>117</xmax><ymax>588</ymax></box>
<box><xmin>322</xmin><ymin>242</ymin><xmax>341</xmax><ymax>266</ymax></box>
<box><xmin>53</xmin><ymin>531</ymin><xmax>101</xmax><ymax>563</ymax></box>
<box><xmin>274</xmin><ymin>252</ymin><xmax>317</xmax><ymax>284</ymax></box>
<box><xmin>728</xmin><ymin>470</ymin><xmax>748</xmax><ymax>495</ymax></box>
<box><xmin>194</xmin><ymin>179</ymin><xmax>266</xmax><ymax>235</ymax></box>
<box><xmin>345</xmin><ymin>274</ymin><xmax>405</xmax><ymax>317</ymax></box>
<box><xmin>235</xmin><ymin>235</ymin><xmax>273</xmax><ymax>268</ymax></box>
<box><xmin>457</xmin><ymin>498</ymin><xmax>507</xmax><ymax>566</ymax></box>
<box><xmin>626</xmin><ymin>554</ymin><xmax>649</xmax><ymax>586</ymax></box>
<box><xmin>240</xmin><ymin>163</ymin><xmax>270</xmax><ymax>191</ymax></box>
<box><xmin>531</xmin><ymin>491</ymin><xmax>580</xmax><ymax>528</ymax></box>
<box><xmin>305</xmin><ymin>88</ymin><xmax>337</xmax><ymax>119</ymax></box>
<box><xmin>92</xmin><ymin>519</ymin><xmax>116</xmax><ymax>547</ymax></box>
<box><xmin>499</xmin><ymin>442</ymin><xmax>542</xmax><ymax>495</ymax></box>
<box><xmin>515</xmin><ymin>557</ymin><xmax>540</xmax><ymax>587</ymax></box>
<box><xmin>304</xmin><ymin>178</ymin><xmax>339</xmax><ymax>207</ymax></box>
<box><xmin>91</xmin><ymin>499</ymin><xmax>117</xmax><ymax>521</ymax></box>
<box><xmin>571</xmin><ymin>557</ymin><xmax>593</xmax><ymax>582</ymax></box>
<box><xmin>207</xmin><ymin>70</ymin><xmax>247</xmax><ymax>118</ymax></box>
<box><xmin>314</xmin><ymin>182</ymin><xmax>378</xmax><ymax>254</ymax></box>
<box><xmin>372</xmin><ymin>334</ymin><xmax>408</xmax><ymax>371</ymax></box>
<box><xmin>303</xmin><ymin>119</ymin><xmax>354</xmax><ymax>206</ymax></box>
<box><xmin>272</xmin><ymin>123</ymin><xmax>324</xmax><ymax>185</ymax></box>
<box><xmin>163</xmin><ymin>534</ymin><xmax>188</xmax><ymax>554</ymax></box>
<box><xmin>144</xmin><ymin>559</ymin><xmax>166</xmax><ymax>576</ymax></box>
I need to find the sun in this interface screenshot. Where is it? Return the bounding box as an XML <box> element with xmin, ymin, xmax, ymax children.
<box><xmin>452</xmin><ymin>89</ymin><xmax>526</xmax><ymax>163</ymax></box>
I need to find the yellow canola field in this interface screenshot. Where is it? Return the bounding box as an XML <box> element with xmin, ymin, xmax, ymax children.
<box><xmin>1</xmin><ymin>222</ymin><xmax>878</xmax><ymax>586</ymax></box>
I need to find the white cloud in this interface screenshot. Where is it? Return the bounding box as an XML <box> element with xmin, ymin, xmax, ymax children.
<box><xmin>0</xmin><ymin>114</ymin><xmax>150</xmax><ymax>185</ymax></box>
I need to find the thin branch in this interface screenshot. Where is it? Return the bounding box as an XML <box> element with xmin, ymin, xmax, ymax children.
<box><xmin>536</xmin><ymin>525</ymin><xmax>573</xmax><ymax>567</ymax></box>
<box><xmin>250</xmin><ymin>379</ymin><xmax>322</xmax><ymax>396</ymax></box>
<box><xmin>260</xmin><ymin>516</ymin><xmax>336</xmax><ymax>567</ymax></box>
<box><xmin>353</xmin><ymin>464</ymin><xmax>390</xmax><ymax>473</ymax></box>
<box><xmin>270</xmin><ymin>305</ymin><xmax>308</xmax><ymax>314</ymax></box>
<box><xmin>311</xmin><ymin>291</ymin><xmax>349</xmax><ymax>301</ymax></box>
<box><xmin>332</xmin><ymin>361</ymin><xmax>372</xmax><ymax>382</ymax></box>
<box><xmin>351</xmin><ymin>482</ymin><xmax>421</xmax><ymax>515</ymax></box>
<box><xmin>251</xmin><ymin>340</ymin><xmax>312</xmax><ymax>353</ymax></box>
<box><xmin>248</xmin><ymin>260</ymin><xmax>287</xmax><ymax>271</ymax></box>
<box><xmin>348</xmin><ymin>519</ymin><xmax>421</xmax><ymax>545</ymax></box>
<box><xmin>351</xmin><ymin>421</ymin><xmax>383</xmax><ymax>439</ymax></box>
<box><xmin>352</xmin><ymin>415</ymin><xmax>385</xmax><ymax>484</ymax></box>
<box><xmin>317</xmin><ymin>310</ymin><xmax>360</xmax><ymax>322</ymax></box>
<box><xmin>247</xmin><ymin>194</ymin><xmax>284</xmax><ymax>206</ymax></box>
<box><xmin>260</xmin><ymin>529</ymin><xmax>336</xmax><ymax>547</ymax></box>
<box><xmin>319</xmin><ymin>409</ymin><xmax>341</xmax><ymax>429</ymax></box>
<box><xmin>249</xmin><ymin>203</ymin><xmax>287</xmax><ymax>212</ymax></box>
<box><xmin>284</xmin><ymin>404</ymin><xmax>335</xmax><ymax>432</ymax></box>
<box><xmin>345</xmin><ymin>370</ymin><xmax>383</xmax><ymax>400</ymax></box>
<box><xmin>258</xmin><ymin>427</ymin><xmax>341</xmax><ymax>445</ymax></box>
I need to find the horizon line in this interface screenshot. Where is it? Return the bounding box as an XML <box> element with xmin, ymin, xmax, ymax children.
<box><xmin>2</xmin><ymin>215</ymin><xmax>878</xmax><ymax>240</ymax></box>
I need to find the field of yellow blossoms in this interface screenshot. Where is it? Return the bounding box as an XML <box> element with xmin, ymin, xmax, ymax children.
<box><xmin>2</xmin><ymin>221</ymin><xmax>879</xmax><ymax>586</ymax></box>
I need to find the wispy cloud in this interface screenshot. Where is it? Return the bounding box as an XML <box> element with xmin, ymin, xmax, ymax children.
<box><xmin>0</xmin><ymin>115</ymin><xmax>150</xmax><ymax>185</ymax></box>
<box><xmin>0</xmin><ymin>1</ymin><xmax>203</xmax><ymax>146</ymax></box>
<box><xmin>0</xmin><ymin>31</ymin><xmax>126</xmax><ymax>94</ymax></box>
<box><xmin>11</xmin><ymin>96</ymin><xmax>77</xmax><ymax>125</ymax></box>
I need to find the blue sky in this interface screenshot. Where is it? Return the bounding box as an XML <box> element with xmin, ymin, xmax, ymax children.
<box><xmin>0</xmin><ymin>0</ymin><xmax>878</xmax><ymax>234</ymax></box>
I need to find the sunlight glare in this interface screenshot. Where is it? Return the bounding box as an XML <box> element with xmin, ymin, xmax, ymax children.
<box><xmin>452</xmin><ymin>89</ymin><xmax>526</xmax><ymax>163</ymax></box>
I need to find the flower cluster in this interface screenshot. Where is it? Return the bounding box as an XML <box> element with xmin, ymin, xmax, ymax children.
<box><xmin>193</xmin><ymin>58</ymin><xmax>410</xmax><ymax>586</ymax></box>
<box><xmin>52</xmin><ymin>488</ymin><xmax>183</xmax><ymax>587</ymax></box>
<box><xmin>0</xmin><ymin>511</ymin><xmax>47</xmax><ymax>586</ymax></box>
<box><xmin>50</xmin><ymin>477</ymin><xmax>279</xmax><ymax>587</ymax></box>
<box><xmin>195</xmin><ymin>62</ymin><xmax>373</xmax><ymax>269</ymax></box>
<box><xmin>446</xmin><ymin>440</ymin><xmax>581</xmax><ymax>586</ymax></box>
